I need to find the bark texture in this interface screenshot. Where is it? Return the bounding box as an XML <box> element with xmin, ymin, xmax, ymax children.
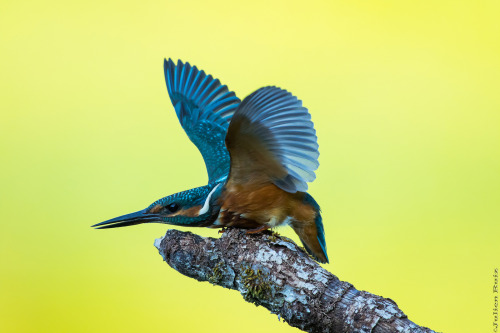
<box><xmin>154</xmin><ymin>229</ymin><xmax>438</xmax><ymax>333</ymax></box>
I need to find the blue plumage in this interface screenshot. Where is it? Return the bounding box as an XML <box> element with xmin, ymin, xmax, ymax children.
<box><xmin>146</xmin><ymin>182</ymin><xmax>223</xmax><ymax>225</ymax></box>
<box><xmin>94</xmin><ymin>59</ymin><xmax>329</xmax><ymax>264</ymax></box>
<box><xmin>303</xmin><ymin>193</ymin><xmax>328</xmax><ymax>263</ymax></box>
<box><xmin>164</xmin><ymin>59</ymin><xmax>240</xmax><ymax>183</ymax></box>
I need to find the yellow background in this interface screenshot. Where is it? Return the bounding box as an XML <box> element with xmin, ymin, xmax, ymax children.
<box><xmin>1</xmin><ymin>1</ymin><xmax>499</xmax><ymax>332</ymax></box>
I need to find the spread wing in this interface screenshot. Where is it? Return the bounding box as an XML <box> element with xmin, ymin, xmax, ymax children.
<box><xmin>164</xmin><ymin>59</ymin><xmax>240</xmax><ymax>183</ymax></box>
<box><xmin>225</xmin><ymin>86</ymin><xmax>319</xmax><ymax>193</ymax></box>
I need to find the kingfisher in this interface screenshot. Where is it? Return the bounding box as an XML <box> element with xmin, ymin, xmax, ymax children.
<box><xmin>92</xmin><ymin>59</ymin><xmax>328</xmax><ymax>263</ymax></box>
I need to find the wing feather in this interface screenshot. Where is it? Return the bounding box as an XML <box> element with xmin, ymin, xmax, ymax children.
<box><xmin>164</xmin><ymin>59</ymin><xmax>240</xmax><ymax>183</ymax></box>
<box><xmin>226</xmin><ymin>86</ymin><xmax>319</xmax><ymax>193</ymax></box>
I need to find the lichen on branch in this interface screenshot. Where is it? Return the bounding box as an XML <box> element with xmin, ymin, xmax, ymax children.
<box><xmin>155</xmin><ymin>229</ymin><xmax>438</xmax><ymax>333</ymax></box>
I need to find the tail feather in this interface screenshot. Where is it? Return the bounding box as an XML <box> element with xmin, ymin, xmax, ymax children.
<box><xmin>291</xmin><ymin>211</ymin><xmax>329</xmax><ymax>264</ymax></box>
<box><xmin>313</xmin><ymin>213</ymin><xmax>328</xmax><ymax>263</ymax></box>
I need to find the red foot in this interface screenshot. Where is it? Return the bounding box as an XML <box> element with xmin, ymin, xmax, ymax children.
<box><xmin>245</xmin><ymin>225</ymin><xmax>270</xmax><ymax>234</ymax></box>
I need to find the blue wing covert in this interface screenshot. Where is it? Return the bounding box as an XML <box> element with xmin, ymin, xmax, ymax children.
<box><xmin>163</xmin><ymin>59</ymin><xmax>240</xmax><ymax>183</ymax></box>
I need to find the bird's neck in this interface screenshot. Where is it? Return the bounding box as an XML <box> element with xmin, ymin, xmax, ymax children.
<box><xmin>184</xmin><ymin>181</ymin><xmax>225</xmax><ymax>226</ymax></box>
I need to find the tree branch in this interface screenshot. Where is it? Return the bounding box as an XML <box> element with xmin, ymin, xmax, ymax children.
<box><xmin>154</xmin><ymin>229</ymin><xmax>438</xmax><ymax>333</ymax></box>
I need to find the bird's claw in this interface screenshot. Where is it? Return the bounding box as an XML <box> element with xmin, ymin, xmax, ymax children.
<box><xmin>245</xmin><ymin>224</ymin><xmax>270</xmax><ymax>234</ymax></box>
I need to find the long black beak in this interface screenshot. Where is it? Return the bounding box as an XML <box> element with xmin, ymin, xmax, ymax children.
<box><xmin>92</xmin><ymin>209</ymin><xmax>161</xmax><ymax>229</ymax></box>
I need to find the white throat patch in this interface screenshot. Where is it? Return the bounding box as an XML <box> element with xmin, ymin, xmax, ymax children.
<box><xmin>198</xmin><ymin>184</ymin><xmax>221</xmax><ymax>216</ymax></box>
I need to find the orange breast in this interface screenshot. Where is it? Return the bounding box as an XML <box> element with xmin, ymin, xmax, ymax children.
<box><xmin>217</xmin><ymin>182</ymin><xmax>316</xmax><ymax>229</ymax></box>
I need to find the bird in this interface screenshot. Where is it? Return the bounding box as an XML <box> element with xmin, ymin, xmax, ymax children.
<box><xmin>92</xmin><ymin>59</ymin><xmax>328</xmax><ymax>263</ymax></box>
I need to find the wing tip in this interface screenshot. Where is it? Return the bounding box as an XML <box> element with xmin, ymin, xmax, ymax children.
<box><xmin>163</xmin><ymin>59</ymin><xmax>239</xmax><ymax>124</ymax></box>
<box><xmin>233</xmin><ymin>85</ymin><xmax>319</xmax><ymax>192</ymax></box>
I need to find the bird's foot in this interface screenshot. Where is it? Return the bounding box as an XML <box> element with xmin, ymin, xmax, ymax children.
<box><xmin>268</xmin><ymin>230</ymin><xmax>281</xmax><ymax>242</ymax></box>
<box><xmin>245</xmin><ymin>225</ymin><xmax>270</xmax><ymax>234</ymax></box>
<box><xmin>218</xmin><ymin>227</ymin><xmax>228</xmax><ymax>234</ymax></box>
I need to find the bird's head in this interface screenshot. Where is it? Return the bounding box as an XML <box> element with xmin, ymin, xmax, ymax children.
<box><xmin>92</xmin><ymin>183</ymin><xmax>222</xmax><ymax>229</ymax></box>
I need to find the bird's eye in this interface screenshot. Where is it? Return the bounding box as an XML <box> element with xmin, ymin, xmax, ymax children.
<box><xmin>167</xmin><ymin>203</ymin><xmax>179</xmax><ymax>213</ymax></box>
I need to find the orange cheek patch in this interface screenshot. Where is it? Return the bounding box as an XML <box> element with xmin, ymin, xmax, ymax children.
<box><xmin>149</xmin><ymin>204</ymin><xmax>163</xmax><ymax>214</ymax></box>
<box><xmin>171</xmin><ymin>205</ymin><xmax>202</xmax><ymax>217</ymax></box>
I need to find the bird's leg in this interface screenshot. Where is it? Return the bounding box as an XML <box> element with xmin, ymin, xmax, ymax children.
<box><xmin>218</xmin><ymin>227</ymin><xmax>228</xmax><ymax>234</ymax></box>
<box><xmin>245</xmin><ymin>224</ymin><xmax>270</xmax><ymax>234</ymax></box>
